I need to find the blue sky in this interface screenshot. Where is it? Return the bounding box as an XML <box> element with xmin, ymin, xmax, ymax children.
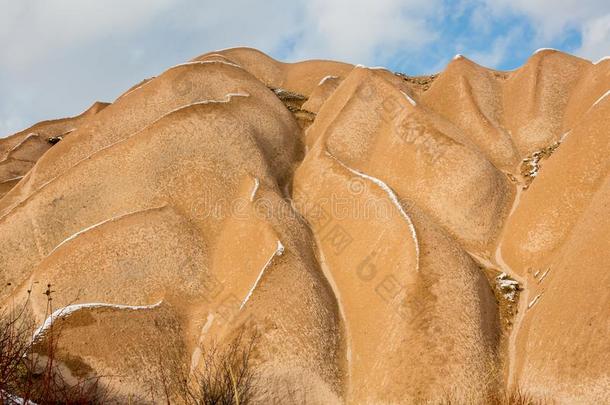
<box><xmin>1</xmin><ymin>0</ymin><xmax>608</xmax><ymax>137</ymax></box>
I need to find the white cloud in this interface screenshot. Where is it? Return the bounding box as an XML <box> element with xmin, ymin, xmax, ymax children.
<box><xmin>0</xmin><ymin>0</ymin><xmax>445</xmax><ymax>136</ymax></box>
<box><xmin>0</xmin><ymin>0</ymin><xmax>175</xmax><ymax>69</ymax></box>
<box><xmin>165</xmin><ymin>0</ymin><xmax>305</xmax><ymax>56</ymax></box>
<box><xmin>482</xmin><ymin>0</ymin><xmax>609</xmax><ymax>41</ymax></box>
<box><xmin>578</xmin><ymin>14</ymin><xmax>610</xmax><ymax>60</ymax></box>
<box><xmin>0</xmin><ymin>0</ymin><xmax>441</xmax><ymax>70</ymax></box>
<box><xmin>0</xmin><ymin>115</ymin><xmax>27</xmax><ymax>138</ymax></box>
<box><xmin>289</xmin><ymin>0</ymin><xmax>441</xmax><ymax>63</ymax></box>
<box><xmin>467</xmin><ymin>27</ymin><xmax>525</xmax><ymax>68</ymax></box>
<box><xmin>0</xmin><ymin>0</ymin><xmax>607</xmax><ymax>137</ymax></box>
<box><xmin>479</xmin><ymin>0</ymin><xmax>610</xmax><ymax>62</ymax></box>
<box><xmin>454</xmin><ymin>0</ymin><xmax>609</xmax><ymax>66</ymax></box>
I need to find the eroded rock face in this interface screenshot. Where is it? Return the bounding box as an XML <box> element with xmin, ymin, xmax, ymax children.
<box><xmin>0</xmin><ymin>101</ymin><xmax>108</xmax><ymax>200</ymax></box>
<box><xmin>0</xmin><ymin>47</ymin><xmax>608</xmax><ymax>404</ymax></box>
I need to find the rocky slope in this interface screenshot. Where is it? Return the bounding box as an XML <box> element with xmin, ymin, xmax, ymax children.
<box><xmin>0</xmin><ymin>47</ymin><xmax>608</xmax><ymax>404</ymax></box>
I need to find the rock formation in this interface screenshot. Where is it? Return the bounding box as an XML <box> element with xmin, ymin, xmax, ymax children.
<box><xmin>0</xmin><ymin>47</ymin><xmax>608</xmax><ymax>404</ymax></box>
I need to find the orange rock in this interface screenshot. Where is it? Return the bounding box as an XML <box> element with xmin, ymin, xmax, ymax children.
<box><xmin>0</xmin><ymin>47</ymin><xmax>607</xmax><ymax>403</ymax></box>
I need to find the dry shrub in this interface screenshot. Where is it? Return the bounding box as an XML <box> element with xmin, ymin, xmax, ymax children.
<box><xmin>0</xmin><ymin>296</ymin><xmax>34</xmax><ymax>402</ymax></box>
<box><xmin>0</xmin><ymin>288</ymin><xmax>112</xmax><ymax>404</ymax></box>
<box><xmin>157</xmin><ymin>329</ymin><xmax>259</xmax><ymax>405</ymax></box>
<box><xmin>436</xmin><ymin>387</ymin><xmax>552</xmax><ymax>405</ymax></box>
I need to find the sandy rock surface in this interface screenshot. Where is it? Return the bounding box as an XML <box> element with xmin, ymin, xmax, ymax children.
<box><xmin>0</xmin><ymin>47</ymin><xmax>608</xmax><ymax>404</ymax></box>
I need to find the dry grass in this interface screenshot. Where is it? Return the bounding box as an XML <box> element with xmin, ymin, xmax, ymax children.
<box><xmin>434</xmin><ymin>387</ymin><xmax>552</xmax><ymax>405</ymax></box>
<box><xmin>154</xmin><ymin>329</ymin><xmax>259</xmax><ymax>405</ymax></box>
<box><xmin>0</xmin><ymin>295</ymin><xmax>34</xmax><ymax>402</ymax></box>
<box><xmin>2</xmin><ymin>289</ymin><xmax>559</xmax><ymax>404</ymax></box>
<box><xmin>0</xmin><ymin>288</ymin><xmax>111</xmax><ymax>404</ymax></box>
<box><xmin>395</xmin><ymin>72</ymin><xmax>439</xmax><ymax>91</ymax></box>
<box><xmin>2</xmin><ymin>286</ymin><xmax>260</xmax><ymax>404</ymax></box>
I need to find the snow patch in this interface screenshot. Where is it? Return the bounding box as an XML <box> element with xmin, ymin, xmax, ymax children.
<box><xmin>190</xmin><ymin>348</ymin><xmax>203</xmax><ymax>373</ymax></box>
<box><xmin>240</xmin><ymin>240</ymin><xmax>285</xmax><ymax>310</ymax></box>
<box><xmin>497</xmin><ymin>276</ymin><xmax>519</xmax><ymax>288</ymax></box>
<box><xmin>559</xmin><ymin>130</ymin><xmax>571</xmax><ymax>142</ymax></box>
<box><xmin>401</xmin><ymin>91</ymin><xmax>417</xmax><ymax>106</ymax></box>
<box><xmin>6</xmin><ymin>133</ymin><xmax>39</xmax><ymax>155</ymax></box>
<box><xmin>528</xmin><ymin>294</ymin><xmax>543</xmax><ymax>309</ymax></box>
<box><xmin>318</xmin><ymin>75</ymin><xmax>339</xmax><ymax>86</ymax></box>
<box><xmin>496</xmin><ymin>272</ymin><xmax>520</xmax><ymax>302</ymax></box>
<box><xmin>1</xmin><ymin>175</ymin><xmax>24</xmax><ymax>183</ymax></box>
<box><xmin>169</xmin><ymin>60</ymin><xmax>242</xmax><ymax>70</ymax></box>
<box><xmin>250</xmin><ymin>178</ymin><xmax>260</xmax><ymax>201</ymax></box>
<box><xmin>201</xmin><ymin>313</ymin><xmax>215</xmax><ymax>335</ymax></box>
<box><xmin>325</xmin><ymin>151</ymin><xmax>420</xmax><ymax>270</ymax></box>
<box><xmin>276</xmin><ymin>240</ymin><xmax>285</xmax><ymax>256</ymax></box>
<box><xmin>33</xmin><ymin>301</ymin><xmax>162</xmax><ymax>340</ymax></box>
<box><xmin>207</xmin><ymin>46</ymin><xmax>253</xmax><ymax>54</ymax></box>
<box><xmin>595</xmin><ymin>56</ymin><xmax>610</xmax><ymax>64</ymax></box>
<box><xmin>161</xmin><ymin>93</ymin><xmax>250</xmax><ymax>118</ymax></box>
<box><xmin>136</xmin><ymin>92</ymin><xmax>250</xmax><ymax>130</ymax></box>
<box><xmin>201</xmin><ymin>53</ymin><xmax>233</xmax><ymax>60</ymax></box>
<box><xmin>190</xmin><ymin>313</ymin><xmax>216</xmax><ymax>371</ymax></box>
<box><xmin>521</xmin><ymin>143</ymin><xmax>558</xmax><ymax>183</ymax></box>
<box><xmin>47</xmin><ymin>206</ymin><xmax>167</xmax><ymax>257</ymax></box>
<box><xmin>538</xmin><ymin>268</ymin><xmax>551</xmax><ymax>283</ymax></box>
<box><xmin>452</xmin><ymin>54</ymin><xmax>464</xmax><ymax>61</ymax></box>
<box><xmin>533</xmin><ymin>48</ymin><xmax>557</xmax><ymax>55</ymax></box>
<box><xmin>592</xmin><ymin>89</ymin><xmax>610</xmax><ymax>108</ymax></box>
<box><xmin>116</xmin><ymin>60</ymin><xmax>243</xmax><ymax>101</ymax></box>
<box><xmin>0</xmin><ymin>390</ymin><xmax>36</xmax><ymax>405</ymax></box>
